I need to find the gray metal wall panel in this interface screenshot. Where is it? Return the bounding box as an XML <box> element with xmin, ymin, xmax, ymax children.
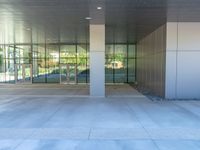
<box><xmin>166</xmin><ymin>22</ymin><xmax>200</xmax><ymax>99</ymax></box>
<box><xmin>136</xmin><ymin>25</ymin><xmax>166</xmax><ymax>97</ymax></box>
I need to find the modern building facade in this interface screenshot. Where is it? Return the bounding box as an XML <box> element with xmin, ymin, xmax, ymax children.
<box><xmin>0</xmin><ymin>43</ymin><xmax>135</xmax><ymax>84</ymax></box>
<box><xmin>0</xmin><ymin>0</ymin><xmax>200</xmax><ymax>99</ymax></box>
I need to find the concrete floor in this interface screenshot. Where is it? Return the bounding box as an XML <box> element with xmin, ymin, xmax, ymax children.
<box><xmin>0</xmin><ymin>84</ymin><xmax>142</xmax><ymax>97</ymax></box>
<box><xmin>0</xmin><ymin>85</ymin><xmax>200</xmax><ymax>149</ymax></box>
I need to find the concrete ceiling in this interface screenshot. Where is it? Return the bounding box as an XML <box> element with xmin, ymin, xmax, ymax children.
<box><xmin>0</xmin><ymin>0</ymin><xmax>200</xmax><ymax>44</ymax></box>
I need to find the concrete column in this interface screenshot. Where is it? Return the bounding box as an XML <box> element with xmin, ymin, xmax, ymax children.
<box><xmin>90</xmin><ymin>24</ymin><xmax>105</xmax><ymax>97</ymax></box>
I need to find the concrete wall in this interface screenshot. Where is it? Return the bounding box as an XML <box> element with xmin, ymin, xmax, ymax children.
<box><xmin>136</xmin><ymin>25</ymin><xmax>166</xmax><ymax>97</ymax></box>
<box><xmin>166</xmin><ymin>22</ymin><xmax>200</xmax><ymax>99</ymax></box>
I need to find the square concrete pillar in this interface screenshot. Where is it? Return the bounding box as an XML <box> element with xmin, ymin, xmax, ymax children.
<box><xmin>90</xmin><ymin>24</ymin><xmax>105</xmax><ymax>97</ymax></box>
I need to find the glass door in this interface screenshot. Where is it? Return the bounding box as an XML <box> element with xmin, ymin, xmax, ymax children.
<box><xmin>15</xmin><ymin>64</ymin><xmax>32</xmax><ymax>84</ymax></box>
<box><xmin>60</xmin><ymin>64</ymin><xmax>77</xmax><ymax>84</ymax></box>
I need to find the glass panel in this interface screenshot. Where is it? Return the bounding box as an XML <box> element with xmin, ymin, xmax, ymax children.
<box><xmin>128</xmin><ymin>59</ymin><xmax>135</xmax><ymax>82</ymax></box>
<box><xmin>115</xmin><ymin>59</ymin><xmax>127</xmax><ymax>83</ymax></box>
<box><xmin>5</xmin><ymin>46</ymin><xmax>15</xmax><ymax>83</ymax></box>
<box><xmin>15</xmin><ymin>45</ymin><xmax>32</xmax><ymax>64</ymax></box>
<box><xmin>115</xmin><ymin>45</ymin><xmax>127</xmax><ymax>58</ymax></box>
<box><xmin>5</xmin><ymin>45</ymin><xmax>14</xmax><ymax>59</ymax></box>
<box><xmin>33</xmin><ymin>45</ymin><xmax>45</xmax><ymax>58</ymax></box>
<box><xmin>128</xmin><ymin>44</ymin><xmax>136</xmax><ymax>58</ymax></box>
<box><xmin>5</xmin><ymin>59</ymin><xmax>15</xmax><ymax>83</ymax></box>
<box><xmin>69</xmin><ymin>64</ymin><xmax>76</xmax><ymax>83</ymax></box>
<box><xmin>60</xmin><ymin>64</ymin><xmax>77</xmax><ymax>84</ymax></box>
<box><xmin>77</xmin><ymin>45</ymin><xmax>87</xmax><ymax>83</ymax></box>
<box><xmin>0</xmin><ymin>46</ymin><xmax>5</xmax><ymax>83</ymax></box>
<box><xmin>86</xmin><ymin>58</ymin><xmax>90</xmax><ymax>83</ymax></box>
<box><xmin>33</xmin><ymin>59</ymin><xmax>46</xmax><ymax>83</ymax></box>
<box><xmin>16</xmin><ymin>64</ymin><xmax>23</xmax><ymax>82</ymax></box>
<box><xmin>106</xmin><ymin>45</ymin><xmax>114</xmax><ymax>58</ymax></box>
<box><xmin>77</xmin><ymin>67</ymin><xmax>87</xmax><ymax>83</ymax></box>
<box><xmin>60</xmin><ymin>45</ymin><xmax>76</xmax><ymax>64</ymax></box>
<box><xmin>77</xmin><ymin>44</ymin><xmax>87</xmax><ymax>57</ymax></box>
<box><xmin>15</xmin><ymin>64</ymin><xmax>32</xmax><ymax>83</ymax></box>
<box><xmin>60</xmin><ymin>64</ymin><xmax>68</xmax><ymax>84</ymax></box>
<box><xmin>114</xmin><ymin>45</ymin><xmax>127</xmax><ymax>83</ymax></box>
<box><xmin>24</xmin><ymin>64</ymin><xmax>32</xmax><ymax>82</ymax></box>
<box><xmin>32</xmin><ymin>45</ymin><xmax>46</xmax><ymax>83</ymax></box>
<box><xmin>105</xmin><ymin>58</ymin><xmax>114</xmax><ymax>83</ymax></box>
<box><xmin>46</xmin><ymin>45</ymin><xmax>59</xmax><ymax>83</ymax></box>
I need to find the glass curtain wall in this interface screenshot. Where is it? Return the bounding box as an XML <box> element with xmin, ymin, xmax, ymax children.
<box><xmin>0</xmin><ymin>43</ymin><xmax>135</xmax><ymax>84</ymax></box>
<box><xmin>32</xmin><ymin>44</ymin><xmax>89</xmax><ymax>83</ymax></box>
<box><xmin>0</xmin><ymin>45</ymin><xmax>4</xmax><ymax>82</ymax></box>
<box><xmin>60</xmin><ymin>45</ymin><xmax>76</xmax><ymax>84</ymax></box>
<box><xmin>15</xmin><ymin>45</ymin><xmax>32</xmax><ymax>83</ymax></box>
<box><xmin>46</xmin><ymin>45</ymin><xmax>59</xmax><ymax>83</ymax></box>
<box><xmin>32</xmin><ymin>45</ymin><xmax>46</xmax><ymax>83</ymax></box>
<box><xmin>0</xmin><ymin>45</ymin><xmax>15</xmax><ymax>83</ymax></box>
<box><xmin>105</xmin><ymin>44</ymin><xmax>136</xmax><ymax>83</ymax></box>
<box><xmin>77</xmin><ymin>44</ymin><xmax>89</xmax><ymax>83</ymax></box>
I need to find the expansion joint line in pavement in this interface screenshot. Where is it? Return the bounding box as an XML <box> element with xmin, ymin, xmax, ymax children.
<box><xmin>12</xmin><ymin>102</ymin><xmax>63</xmax><ymax>150</ymax></box>
<box><xmin>88</xmin><ymin>128</ymin><xmax>92</xmax><ymax>140</ymax></box>
<box><xmin>124</xmin><ymin>101</ymin><xmax>161</xmax><ymax>150</ymax></box>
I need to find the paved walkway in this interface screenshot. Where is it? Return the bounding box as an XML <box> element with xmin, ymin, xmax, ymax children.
<box><xmin>0</xmin><ymin>86</ymin><xmax>200</xmax><ymax>149</ymax></box>
<box><xmin>0</xmin><ymin>84</ymin><xmax>142</xmax><ymax>97</ymax></box>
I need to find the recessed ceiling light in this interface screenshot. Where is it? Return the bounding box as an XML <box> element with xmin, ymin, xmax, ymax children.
<box><xmin>85</xmin><ymin>17</ymin><xmax>92</xmax><ymax>20</ymax></box>
<box><xmin>97</xmin><ymin>7</ymin><xmax>102</xmax><ymax>10</ymax></box>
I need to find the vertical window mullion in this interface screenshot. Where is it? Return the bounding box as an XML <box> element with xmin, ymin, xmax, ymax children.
<box><xmin>113</xmin><ymin>44</ymin><xmax>115</xmax><ymax>83</ymax></box>
<box><xmin>127</xmin><ymin>44</ymin><xmax>129</xmax><ymax>83</ymax></box>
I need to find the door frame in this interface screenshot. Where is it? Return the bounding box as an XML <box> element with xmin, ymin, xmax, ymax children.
<box><xmin>15</xmin><ymin>64</ymin><xmax>33</xmax><ymax>84</ymax></box>
<box><xmin>60</xmin><ymin>63</ymin><xmax>77</xmax><ymax>84</ymax></box>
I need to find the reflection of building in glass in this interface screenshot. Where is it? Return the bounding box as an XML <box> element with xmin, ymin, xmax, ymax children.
<box><xmin>107</xmin><ymin>61</ymin><xmax>123</xmax><ymax>69</ymax></box>
<box><xmin>0</xmin><ymin>44</ymin><xmax>136</xmax><ymax>84</ymax></box>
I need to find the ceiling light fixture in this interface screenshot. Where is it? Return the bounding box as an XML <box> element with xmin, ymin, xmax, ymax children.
<box><xmin>85</xmin><ymin>17</ymin><xmax>92</xmax><ymax>20</ymax></box>
<box><xmin>97</xmin><ymin>7</ymin><xmax>102</xmax><ymax>10</ymax></box>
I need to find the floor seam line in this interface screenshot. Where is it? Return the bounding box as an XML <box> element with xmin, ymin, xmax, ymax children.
<box><xmin>87</xmin><ymin>128</ymin><xmax>92</xmax><ymax>140</ymax></box>
<box><xmin>12</xmin><ymin>101</ymin><xmax>63</xmax><ymax>150</ymax></box>
<box><xmin>12</xmin><ymin>129</ymin><xmax>37</xmax><ymax>150</ymax></box>
<box><xmin>39</xmin><ymin>103</ymin><xmax>64</xmax><ymax>129</ymax></box>
<box><xmin>124</xmin><ymin>101</ymin><xmax>161</xmax><ymax>150</ymax></box>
